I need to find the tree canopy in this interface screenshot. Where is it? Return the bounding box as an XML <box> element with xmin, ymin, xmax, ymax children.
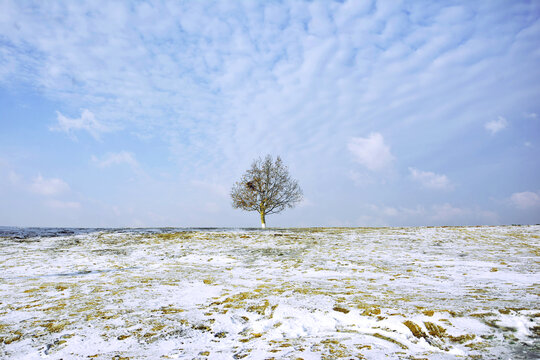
<box><xmin>231</xmin><ymin>155</ymin><xmax>303</xmax><ymax>228</ymax></box>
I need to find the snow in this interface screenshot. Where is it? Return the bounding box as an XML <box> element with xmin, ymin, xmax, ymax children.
<box><xmin>0</xmin><ymin>225</ymin><xmax>539</xmax><ymax>359</ymax></box>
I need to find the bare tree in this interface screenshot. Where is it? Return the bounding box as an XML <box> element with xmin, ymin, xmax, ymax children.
<box><xmin>231</xmin><ymin>155</ymin><xmax>303</xmax><ymax>228</ymax></box>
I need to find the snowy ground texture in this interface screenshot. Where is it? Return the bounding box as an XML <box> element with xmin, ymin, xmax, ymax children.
<box><xmin>0</xmin><ymin>226</ymin><xmax>539</xmax><ymax>360</ymax></box>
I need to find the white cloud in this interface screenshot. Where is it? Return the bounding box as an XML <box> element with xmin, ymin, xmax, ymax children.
<box><xmin>297</xmin><ymin>197</ymin><xmax>314</xmax><ymax>208</ymax></box>
<box><xmin>484</xmin><ymin>116</ymin><xmax>508</xmax><ymax>135</ymax></box>
<box><xmin>191</xmin><ymin>180</ymin><xmax>228</xmax><ymax>198</ymax></box>
<box><xmin>524</xmin><ymin>112</ymin><xmax>537</xmax><ymax>119</ymax></box>
<box><xmin>381</xmin><ymin>206</ymin><xmax>399</xmax><ymax>217</ymax></box>
<box><xmin>202</xmin><ymin>202</ymin><xmax>220</xmax><ymax>213</ymax></box>
<box><xmin>51</xmin><ymin>109</ymin><xmax>109</xmax><ymax>140</ymax></box>
<box><xmin>430</xmin><ymin>203</ymin><xmax>466</xmax><ymax>221</ymax></box>
<box><xmin>367</xmin><ymin>203</ymin><xmax>425</xmax><ymax>218</ymax></box>
<box><xmin>409</xmin><ymin>167</ymin><xmax>453</xmax><ymax>190</ymax></box>
<box><xmin>510</xmin><ymin>191</ymin><xmax>540</xmax><ymax>209</ymax></box>
<box><xmin>8</xmin><ymin>170</ymin><xmax>20</xmax><ymax>185</ymax></box>
<box><xmin>361</xmin><ymin>202</ymin><xmax>498</xmax><ymax>226</ymax></box>
<box><xmin>348</xmin><ymin>170</ymin><xmax>375</xmax><ymax>187</ymax></box>
<box><xmin>30</xmin><ymin>174</ymin><xmax>70</xmax><ymax>196</ymax></box>
<box><xmin>92</xmin><ymin>151</ymin><xmax>138</xmax><ymax>168</ymax></box>
<box><xmin>47</xmin><ymin>200</ymin><xmax>81</xmax><ymax>209</ymax></box>
<box><xmin>348</xmin><ymin>133</ymin><xmax>394</xmax><ymax>171</ymax></box>
<box><xmin>430</xmin><ymin>203</ymin><xmax>498</xmax><ymax>224</ymax></box>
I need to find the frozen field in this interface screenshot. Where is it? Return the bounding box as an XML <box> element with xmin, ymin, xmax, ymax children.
<box><xmin>0</xmin><ymin>226</ymin><xmax>539</xmax><ymax>359</ymax></box>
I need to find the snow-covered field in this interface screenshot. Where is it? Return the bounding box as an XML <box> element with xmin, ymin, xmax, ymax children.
<box><xmin>0</xmin><ymin>226</ymin><xmax>539</xmax><ymax>359</ymax></box>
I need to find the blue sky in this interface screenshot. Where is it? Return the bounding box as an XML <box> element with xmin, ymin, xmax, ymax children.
<box><xmin>1</xmin><ymin>0</ymin><xmax>539</xmax><ymax>227</ymax></box>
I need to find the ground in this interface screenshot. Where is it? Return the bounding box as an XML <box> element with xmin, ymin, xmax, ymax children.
<box><xmin>0</xmin><ymin>226</ymin><xmax>539</xmax><ymax>359</ymax></box>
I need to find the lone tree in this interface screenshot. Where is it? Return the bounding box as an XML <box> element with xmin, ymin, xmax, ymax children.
<box><xmin>231</xmin><ymin>155</ymin><xmax>303</xmax><ymax>228</ymax></box>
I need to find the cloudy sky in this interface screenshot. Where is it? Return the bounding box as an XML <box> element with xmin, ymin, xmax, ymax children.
<box><xmin>1</xmin><ymin>1</ymin><xmax>539</xmax><ymax>227</ymax></box>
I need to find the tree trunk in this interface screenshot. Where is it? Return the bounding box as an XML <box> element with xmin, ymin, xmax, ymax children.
<box><xmin>260</xmin><ymin>211</ymin><xmax>266</xmax><ymax>229</ymax></box>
